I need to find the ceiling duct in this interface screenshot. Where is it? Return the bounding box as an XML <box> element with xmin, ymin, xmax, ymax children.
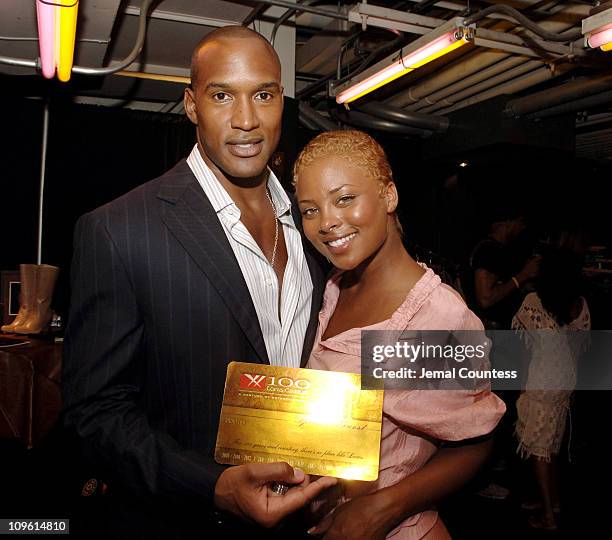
<box><xmin>528</xmin><ymin>90</ymin><xmax>612</xmax><ymax>120</ymax></box>
<box><xmin>505</xmin><ymin>73</ymin><xmax>612</xmax><ymax>117</ymax></box>
<box><xmin>298</xmin><ymin>101</ymin><xmax>339</xmax><ymax>130</ymax></box>
<box><xmin>332</xmin><ymin>108</ymin><xmax>433</xmax><ymax>137</ymax></box>
<box><xmin>357</xmin><ymin>101</ymin><xmax>449</xmax><ymax>131</ymax></box>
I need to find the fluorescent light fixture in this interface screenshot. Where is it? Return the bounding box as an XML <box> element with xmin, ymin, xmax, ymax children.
<box><xmin>36</xmin><ymin>0</ymin><xmax>56</xmax><ymax>79</ymax></box>
<box><xmin>333</xmin><ymin>18</ymin><xmax>472</xmax><ymax>105</ymax></box>
<box><xmin>588</xmin><ymin>26</ymin><xmax>612</xmax><ymax>49</ymax></box>
<box><xmin>582</xmin><ymin>6</ymin><xmax>612</xmax><ymax>51</ymax></box>
<box><xmin>57</xmin><ymin>0</ymin><xmax>79</xmax><ymax>82</ymax></box>
<box><xmin>35</xmin><ymin>0</ymin><xmax>79</xmax><ymax>82</ymax></box>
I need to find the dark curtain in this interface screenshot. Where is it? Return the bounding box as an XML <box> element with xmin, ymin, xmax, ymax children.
<box><xmin>0</xmin><ymin>96</ymin><xmax>299</xmax><ymax>318</ymax></box>
<box><xmin>1</xmin><ymin>99</ymin><xmax>196</xmax><ymax>317</ymax></box>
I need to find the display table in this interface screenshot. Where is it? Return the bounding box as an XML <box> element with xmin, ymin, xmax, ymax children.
<box><xmin>0</xmin><ymin>336</ymin><xmax>62</xmax><ymax>448</ymax></box>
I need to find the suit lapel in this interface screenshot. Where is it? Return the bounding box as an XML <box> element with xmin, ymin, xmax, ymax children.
<box><xmin>301</xmin><ymin>246</ymin><xmax>325</xmax><ymax>367</ymax></box>
<box><xmin>157</xmin><ymin>161</ymin><xmax>269</xmax><ymax>364</ymax></box>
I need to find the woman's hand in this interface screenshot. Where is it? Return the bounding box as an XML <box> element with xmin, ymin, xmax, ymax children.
<box><xmin>308</xmin><ymin>492</ymin><xmax>395</xmax><ymax>540</ymax></box>
<box><xmin>309</xmin><ymin>436</ymin><xmax>493</xmax><ymax>539</ymax></box>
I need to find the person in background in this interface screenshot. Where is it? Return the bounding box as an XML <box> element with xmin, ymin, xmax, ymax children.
<box><xmin>512</xmin><ymin>233</ymin><xmax>591</xmax><ymax>532</ymax></box>
<box><xmin>294</xmin><ymin>130</ymin><xmax>505</xmax><ymax>540</ymax></box>
<box><xmin>468</xmin><ymin>205</ymin><xmax>541</xmax><ymax>500</ymax></box>
<box><xmin>471</xmin><ymin>207</ymin><xmax>541</xmax><ymax>330</ymax></box>
<box><xmin>61</xmin><ymin>26</ymin><xmax>334</xmax><ymax>540</ymax></box>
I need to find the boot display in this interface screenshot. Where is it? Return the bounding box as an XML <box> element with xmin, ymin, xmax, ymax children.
<box><xmin>14</xmin><ymin>264</ymin><xmax>59</xmax><ymax>335</ymax></box>
<box><xmin>1</xmin><ymin>264</ymin><xmax>38</xmax><ymax>333</ymax></box>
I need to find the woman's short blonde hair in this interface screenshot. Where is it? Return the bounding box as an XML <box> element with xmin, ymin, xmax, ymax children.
<box><xmin>293</xmin><ymin>130</ymin><xmax>402</xmax><ymax>234</ymax></box>
<box><xmin>293</xmin><ymin>130</ymin><xmax>393</xmax><ymax>187</ymax></box>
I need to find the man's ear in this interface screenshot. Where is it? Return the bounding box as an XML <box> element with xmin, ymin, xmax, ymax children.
<box><xmin>385</xmin><ymin>182</ymin><xmax>399</xmax><ymax>213</ymax></box>
<box><xmin>184</xmin><ymin>87</ymin><xmax>198</xmax><ymax>125</ymax></box>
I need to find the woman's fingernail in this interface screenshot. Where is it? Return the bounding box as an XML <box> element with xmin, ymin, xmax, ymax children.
<box><xmin>294</xmin><ymin>468</ymin><xmax>305</xmax><ymax>482</ymax></box>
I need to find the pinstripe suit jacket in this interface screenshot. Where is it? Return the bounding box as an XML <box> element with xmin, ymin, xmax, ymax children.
<box><xmin>61</xmin><ymin>160</ymin><xmax>325</xmax><ymax>531</ymax></box>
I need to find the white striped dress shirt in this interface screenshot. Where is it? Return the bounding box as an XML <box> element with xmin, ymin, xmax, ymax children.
<box><xmin>187</xmin><ymin>145</ymin><xmax>313</xmax><ymax>367</ymax></box>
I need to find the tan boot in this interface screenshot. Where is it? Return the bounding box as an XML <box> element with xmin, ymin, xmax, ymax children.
<box><xmin>14</xmin><ymin>264</ymin><xmax>59</xmax><ymax>334</ymax></box>
<box><xmin>1</xmin><ymin>264</ymin><xmax>38</xmax><ymax>333</ymax></box>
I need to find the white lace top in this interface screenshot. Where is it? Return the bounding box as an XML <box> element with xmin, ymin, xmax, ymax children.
<box><xmin>511</xmin><ymin>292</ymin><xmax>590</xmax><ymax>393</ymax></box>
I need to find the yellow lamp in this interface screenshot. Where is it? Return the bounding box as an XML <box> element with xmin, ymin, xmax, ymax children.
<box><xmin>57</xmin><ymin>0</ymin><xmax>79</xmax><ymax>82</ymax></box>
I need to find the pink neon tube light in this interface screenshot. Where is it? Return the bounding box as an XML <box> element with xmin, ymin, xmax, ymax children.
<box><xmin>36</xmin><ymin>0</ymin><xmax>56</xmax><ymax>79</ymax></box>
<box><xmin>336</xmin><ymin>31</ymin><xmax>462</xmax><ymax>104</ymax></box>
<box><xmin>588</xmin><ymin>27</ymin><xmax>612</xmax><ymax>49</ymax></box>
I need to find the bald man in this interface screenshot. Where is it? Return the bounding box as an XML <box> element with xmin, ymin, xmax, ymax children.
<box><xmin>62</xmin><ymin>26</ymin><xmax>331</xmax><ymax>539</ymax></box>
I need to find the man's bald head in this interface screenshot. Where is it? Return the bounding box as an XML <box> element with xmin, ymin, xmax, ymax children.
<box><xmin>190</xmin><ymin>26</ymin><xmax>281</xmax><ymax>90</ymax></box>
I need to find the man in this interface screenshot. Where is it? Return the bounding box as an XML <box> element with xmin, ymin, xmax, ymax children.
<box><xmin>471</xmin><ymin>210</ymin><xmax>540</xmax><ymax>330</ymax></box>
<box><xmin>469</xmin><ymin>206</ymin><xmax>539</xmax><ymax>500</ymax></box>
<box><xmin>62</xmin><ymin>26</ymin><xmax>334</xmax><ymax>539</ymax></box>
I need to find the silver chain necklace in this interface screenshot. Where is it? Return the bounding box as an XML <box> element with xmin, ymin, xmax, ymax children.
<box><xmin>265</xmin><ymin>187</ymin><xmax>279</xmax><ymax>268</ymax></box>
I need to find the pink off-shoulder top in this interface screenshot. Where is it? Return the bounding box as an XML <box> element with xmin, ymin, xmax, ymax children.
<box><xmin>307</xmin><ymin>266</ymin><xmax>506</xmax><ymax>539</ymax></box>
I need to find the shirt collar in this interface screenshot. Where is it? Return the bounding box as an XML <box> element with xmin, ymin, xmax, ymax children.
<box><xmin>187</xmin><ymin>144</ymin><xmax>293</xmax><ymax>222</ymax></box>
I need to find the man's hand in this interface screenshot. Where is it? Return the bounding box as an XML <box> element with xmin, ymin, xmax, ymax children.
<box><xmin>517</xmin><ymin>256</ymin><xmax>541</xmax><ymax>283</ymax></box>
<box><xmin>214</xmin><ymin>462</ymin><xmax>337</xmax><ymax>528</ymax></box>
<box><xmin>308</xmin><ymin>493</ymin><xmax>393</xmax><ymax>540</ymax></box>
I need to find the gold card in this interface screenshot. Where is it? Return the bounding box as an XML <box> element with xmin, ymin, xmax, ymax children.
<box><xmin>215</xmin><ymin>362</ymin><xmax>384</xmax><ymax>481</ymax></box>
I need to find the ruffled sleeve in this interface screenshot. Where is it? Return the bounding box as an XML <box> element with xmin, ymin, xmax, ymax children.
<box><xmin>383</xmin><ymin>286</ymin><xmax>506</xmax><ymax>442</ymax></box>
<box><xmin>383</xmin><ymin>387</ymin><xmax>506</xmax><ymax>441</ymax></box>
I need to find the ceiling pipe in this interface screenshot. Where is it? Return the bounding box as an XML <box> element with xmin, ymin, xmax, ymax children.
<box><xmin>410</xmin><ymin>56</ymin><xmax>530</xmax><ymax>112</ymax></box>
<box><xmin>528</xmin><ymin>89</ymin><xmax>612</xmax><ymax>119</ymax></box>
<box><xmin>332</xmin><ymin>108</ymin><xmax>433</xmax><ymax>137</ymax></box>
<box><xmin>420</xmin><ymin>59</ymin><xmax>543</xmax><ymax>114</ymax></box>
<box><xmin>254</xmin><ymin>0</ymin><xmax>347</xmax><ymax>21</ymax></box>
<box><xmin>298</xmin><ymin>113</ymin><xmax>321</xmax><ymax>130</ymax></box>
<box><xmin>463</xmin><ymin>4</ymin><xmax>582</xmax><ymax>42</ymax></box>
<box><xmin>73</xmin><ymin>0</ymin><xmax>154</xmax><ymax>76</ymax></box>
<box><xmin>270</xmin><ymin>0</ymin><xmax>315</xmax><ymax>46</ymax></box>
<box><xmin>390</xmin><ymin>49</ymin><xmax>512</xmax><ymax>108</ymax></box>
<box><xmin>505</xmin><ymin>73</ymin><xmax>612</xmax><ymax>117</ymax></box>
<box><xmin>298</xmin><ymin>102</ymin><xmax>339</xmax><ymax>130</ymax></box>
<box><xmin>357</xmin><ymin>101</ymin><xmax>449</xmax><ymax>131</ymax></box>
<box><xmin>435</xmin><ymin>63</ymin><xmax>575</xmax><ymax>115</ymax></box>
<box><xmin>400</xmin><ymin>0</ymin><xmax>589</xmax><ymax>20</ymax></box>
<box><xmin>243</xmin><ymin>3</ymin><xmax>269</xmax><ymax>27</ymax></box>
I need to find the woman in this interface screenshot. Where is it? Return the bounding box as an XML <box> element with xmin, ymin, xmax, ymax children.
<box><xmin>512</xmin><ymin>244</ymin><xmax>591</xmax><ymax>531</ymax></box>
<box><xmin>293</xmin><ymin>130</ymin><xmax>505</xmax><ymax>540</ymax></box>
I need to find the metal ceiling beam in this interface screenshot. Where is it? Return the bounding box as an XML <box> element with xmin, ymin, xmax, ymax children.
<box><xmin>347</xmin><ymin>3</ymin><xmax>442</xmax><ymax>35</ymax></box>
<box><xmin>123</xmin><ymin>7</ymin><xmax>241</xmax><ymax>28</ymax></box>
